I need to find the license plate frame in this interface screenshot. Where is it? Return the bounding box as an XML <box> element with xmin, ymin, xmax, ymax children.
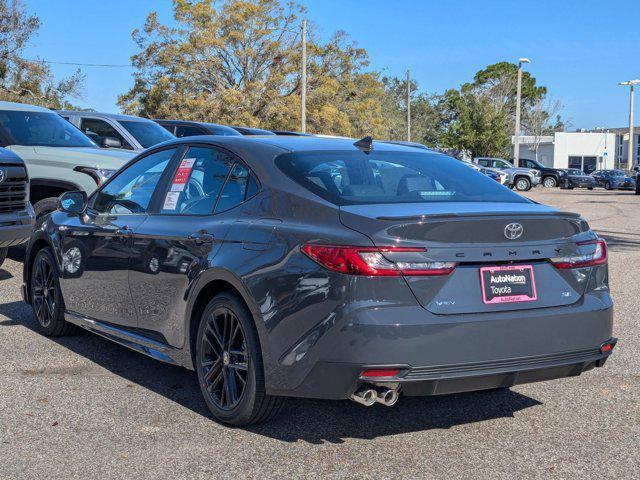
<box><xmin>479</xmin><ymin>264</ymin><xmax>537</xmax><ymax>304</ymax></box>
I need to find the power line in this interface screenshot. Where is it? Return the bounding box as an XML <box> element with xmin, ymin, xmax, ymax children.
<box><xmin>18</xmin><ymin>57</ymin><xmax>134</xmax><ymax>68</ymax></box>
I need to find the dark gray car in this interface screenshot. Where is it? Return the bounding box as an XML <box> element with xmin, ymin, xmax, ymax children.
<box><xmin>22</xmin><ymin>136</ymin><xmax>615</xmax><ymax>425</ymax></box>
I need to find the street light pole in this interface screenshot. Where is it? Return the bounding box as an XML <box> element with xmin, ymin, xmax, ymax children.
<box><xmin>406</xmin><ymin>69</ymin><xmax>411</xmax><ymax>142</ymax></box>
<box><xmin>513</xmin><ymin>58</ymin><xmax>531</xmax><ymax>167</ymax></box>
<box><xmin>301</xmin><ymin>19</ymin><xmax>307</xmax><ymax>133</ymax></box>
<box><xmin>619</xmin><ymin>80</ymin><xmax>639</xmax><ymax>169</ymax></box>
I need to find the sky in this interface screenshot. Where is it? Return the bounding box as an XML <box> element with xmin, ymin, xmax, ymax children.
<box><xmin>22</xmin><ymin>0</ymin><xmax>640</xmax><ymax>130</ymax></box>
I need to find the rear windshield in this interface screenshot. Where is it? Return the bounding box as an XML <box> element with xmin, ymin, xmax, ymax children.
<box><xmin>275</xmin><ymin>150</ymin><xmax>530</xmax><ymax>205</ymax></box>
<box><xmin>119</xmin><ymin>120</ymin><xmax>175</xmax><ymax>148</ymax></box>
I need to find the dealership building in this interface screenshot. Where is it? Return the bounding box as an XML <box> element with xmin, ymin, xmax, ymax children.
<box><xmin>514</xmin><ymin>129</ymin><xmax>639</xmax><ymax>173</ymax></box>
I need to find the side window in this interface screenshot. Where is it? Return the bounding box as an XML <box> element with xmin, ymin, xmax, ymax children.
<box><xmin>493</xmin><ymin>160</ymin><xmax>507</xmax><ymax>169</ymax></box>
<box><xmin>477</xmin><ymin>159</ymin><xmax>489</xmax><ymax>167</ymax></box>
<box><xmin>80</xmin><ymin>118</ymin><xmax>132</xmax><ymax>150</ymax></box>
<box><xmin>92</xmin><ymin>148</ymin><xmax>176</xmax><ymax>214</ymax></box>
<box><xmin>161</xmin><ymin>146</ymin><xmax>234</xmax><ymax>215</ymax></box>
<box><xmin>215</xmin><ymin>163</ymin><xmax>250</xmax><ymax>213</ymax></box>
<box><xmin>175</xmin><ymin>125</ymin><xmax>207</xmax><ymax>138</ymax></box>
<box><xmin>521</xmin><ymin>160</ymin><xmax>532</xmax><ymax>168</ymax></box>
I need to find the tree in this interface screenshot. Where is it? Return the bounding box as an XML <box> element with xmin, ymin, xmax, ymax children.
<box><xmin>119</xmin><ymin>0</ymin><xmax>390</xmax><ymax>137</ymax></box>
<box><xmin>0</xmin><ymin>0</ymin><xmax>84</xmax><ymax>108</ymax></box>
<box><xmin>522</xmin><ymin>98</ymin><xmax>564</xmax><ymax>160</ymax></box>
<box><xmin>380</xmin><ymin>75</ymin><xmax>448</xmax><ymax>146</ymax></box>
<box><xmin>438</xmin><ymin>62</ymin><xmax>554</xmax><ymax>158</ymax></box>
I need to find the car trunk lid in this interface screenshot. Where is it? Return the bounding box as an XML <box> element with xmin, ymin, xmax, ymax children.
<box><xmin>339</xmin><ymin>202</ymin><xmax>594</xmax><ymax>314</ymax></box>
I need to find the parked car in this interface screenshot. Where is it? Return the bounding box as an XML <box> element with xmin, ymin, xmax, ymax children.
<box><xmin>560</xmin><ymin>169</ymin><xmax>596</xmax><ymax>190</ymax></box>
<box><xmin>231</xmin><ymin>126</ymin><xmax>276</xmax><ymax>136</ymax></box>
<box><xmin>23</xmin><ymin>136</ymin><xmax>615</xmax><ymax>425</ymax></box>
<box><xmin>0</xmin><ymin>101</ymin><xmax>136</xmax><ymax>223</ymax></box>
<box><xmin>517</xmin><ymin>158</ymin><xmax>566</xmax><ymax>188</ymax></box>
<box><xmin>591</xmin><ymin>169</ymin><xmax>636</xmax><ymax>190</ymax></box>
<box><xmin>461</xmin><ymin>160</ymin><xmax>508</xmax><ymax>184</ymax></box>
<box><xmin>0</xmin><ymin>147</ymin><xmax>35</xmax><ymax>267</ymax></box>
<box><xmin>474</xmin><ymin>157</ymin><xmax>541</xmax><ymax>191</ymax></box>
<box><xmin>59</xmin><ymin>111</ymin><xmax>175</xmax><ymax>151</ymax></box>
<box><xmin>155</xmin><ymin>119</ymin><xmax>242</xmax><ymax>138</ymax></box>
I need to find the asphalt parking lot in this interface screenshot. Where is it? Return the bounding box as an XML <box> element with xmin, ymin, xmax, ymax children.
<box><xmin>0</xmin><ymin>189</ymin><xmax>638</xmax><ymax>480</ymax></box>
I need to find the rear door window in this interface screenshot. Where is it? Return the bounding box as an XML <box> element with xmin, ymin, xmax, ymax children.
<box><xmin>276</xmin><ymin>151</ymin><xmax>528</xmax><ymax>206</ymax></box>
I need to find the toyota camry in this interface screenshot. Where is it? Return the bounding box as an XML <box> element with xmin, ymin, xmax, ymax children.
<box><xmin>23</xmin><ymin>135</ymin><xmax>616</xmax><ymax>425</ymax></box>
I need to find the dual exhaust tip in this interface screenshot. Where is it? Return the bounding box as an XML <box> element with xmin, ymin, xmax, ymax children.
<box><xmin>351</xmin><ymin>387</ymin><xmax>399</xmax><ymax>407</ymax></box>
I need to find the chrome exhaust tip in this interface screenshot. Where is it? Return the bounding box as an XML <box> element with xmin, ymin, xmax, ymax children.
<box><xmin>350</xmin><ymin>388</ymin><xmax>377</xmax><ymax>406</ymax></box>
<box><xmin>376</xmin><ymin>388</ymin><xmax>399</xmax><ymax>406</ymax></box>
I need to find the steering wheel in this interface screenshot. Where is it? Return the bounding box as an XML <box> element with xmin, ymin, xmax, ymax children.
<box><xmin>184</xmin><ymin>177</ymin><xmax>205</xmax><ymax>200</ymax></box>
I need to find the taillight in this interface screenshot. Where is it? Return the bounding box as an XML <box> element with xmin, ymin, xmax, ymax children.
<box><xmin>360</xmin><ymin>369</ymin><xmax>401</xmax><ymax>379</ymax></box>
<box><xmin>551</xmin><ymin>239</ymin><xmax>607</xmax><ymax>269</ymax></box>
<box><xmin>300</xmin><ymin>244</ymin><xmax>456</xmax><ymax>276</ymax></box>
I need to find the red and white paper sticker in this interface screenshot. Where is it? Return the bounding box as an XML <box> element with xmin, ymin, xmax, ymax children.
<box><xmin>170</xmin><ymin>158</ymin><xmax>196</xmax><ymax>192</ymax></box>
<box><xmin>163</xmin><ymin>158</ymin><xmax>196</xmax><ymax>210</ymax></box>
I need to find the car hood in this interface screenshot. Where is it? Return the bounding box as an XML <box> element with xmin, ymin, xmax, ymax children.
<box><xmin>7</xmin><ymin>145</ymin><xmax>135</xmax><ymax>169</ymax></box>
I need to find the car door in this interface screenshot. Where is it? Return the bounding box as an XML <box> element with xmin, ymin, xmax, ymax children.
<box><xmin>58</xmin><ymin>147</ymin><xmax>179</xmax><ymax>327</ymax></box>
<box><xmin>128</xmin><ymin>144</ymin><xmax>257</xmax><ymax>347</ymax></box>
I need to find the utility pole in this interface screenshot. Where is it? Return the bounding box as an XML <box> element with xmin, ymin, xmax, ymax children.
<box><xmin>406</xmin><ymin>69</ymin><xmax>411</xmax><ymax>142</ymax></box>
<box><xmin>513</xmin><ymin>58</ymin><xmax>531</xmax><ymax>166</ymax></box>
<box><xmin>619</xmin><ymin>80</ymin><xmax>639</xmax><ymax>169</ymax></box>
<box><xmin>301</xmin><ymin>19</ymin><xmax>307</xmax><ymax>133</ymax></box>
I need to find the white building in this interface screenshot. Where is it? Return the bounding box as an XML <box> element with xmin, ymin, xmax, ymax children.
<box><xmin>515</xmin><ymin>131</ymin><xmax>619</xmax><ymax>173</ymax></box>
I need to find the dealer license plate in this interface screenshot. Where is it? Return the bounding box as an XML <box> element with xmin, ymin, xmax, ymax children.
<box><xmin>480</xmin><ymin>265</ymin><xmax>537</xmax><ymax>304</ymax></box>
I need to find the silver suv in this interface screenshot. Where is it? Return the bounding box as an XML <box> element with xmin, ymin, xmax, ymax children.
<box><xmin>0</xmin><ymin>102</ymin><xmax>136</xmax><ymax>222</ymax></box>
<box><xmin>474</xmin><ymin>157</ymin><xmax>541</xmax><ymax>191</ymax></box>
<box><xmin>59</xmin><ymin>111</ymin><xmax>174</xmax><ymax>151</ymax></box>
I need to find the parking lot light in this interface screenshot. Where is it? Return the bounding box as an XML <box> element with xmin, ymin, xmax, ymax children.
<box><xmin>619</xmin><ymin>80</ymin><xmax>640</xmax><ymax>170</ymax></box>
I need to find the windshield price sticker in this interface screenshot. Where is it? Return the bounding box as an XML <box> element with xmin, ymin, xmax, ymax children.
<box><xmin>171</xmin><ymin>158</ymin><xmax>196</xmax><ymax>192</ymax></box>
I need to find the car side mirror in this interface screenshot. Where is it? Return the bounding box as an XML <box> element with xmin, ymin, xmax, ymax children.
<box><xmin>58</xmin><ymin>191</ymin><xmax>87</xmax><ymax>214</ymax></box>
<box><xmin>101</xmin><ymin>136</ymin><xmax>122</xmax><ymax>148</ymax></box>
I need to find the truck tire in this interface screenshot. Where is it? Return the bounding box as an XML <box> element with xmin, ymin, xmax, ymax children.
<box><xmin>542</xmin><ymin>176</ymin><xmax>557</xmax><ymax>188</ymax></box>
<box><xmin>33</xmin><ymin>197</ymin><xmax>60</xmax><ymax>227</ymax></box>
<box><xmin>514</xmin><ymin>177</ymin><xmax>531</xmax><ymax>191</ymax></box>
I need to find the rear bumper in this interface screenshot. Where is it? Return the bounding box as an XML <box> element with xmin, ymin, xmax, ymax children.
<box><xmin>283</xmin><ymin>343</ymin><xmax>614</xmax><ymax>399</ymax></box>
<box><xmin>0</xmin><ymin>205</ymin><xmax>35</xmax><ymax>248</ymax></box>
<box><xmin>266</xmin><ymin>292</ymin><xmax>614</xmax><ymax>399</ymax></box>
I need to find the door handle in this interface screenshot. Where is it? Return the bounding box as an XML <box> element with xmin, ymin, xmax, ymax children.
<box><xmin>188</xmin><ymin>232</ymin><xmax>215</xmax><ymax>245</ymax></box>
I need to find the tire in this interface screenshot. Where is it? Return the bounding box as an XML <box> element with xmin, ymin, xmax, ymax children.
<box><xmin>195</xmin><ymin>292</ymin><xmax>285</xmax><ymax>426</ymax></box>
<box><xmin>33</xmin><ymin>197</ymin><xmax>60</xmax><ymax>227</ymax></box>
<box><xmin>542</xmin><ymin>176</ymin><xmax>557</xmax><ymax>188</ymax></box>
<box><xmin>588</xmin><ymin>187</ymin><xmax>594</xmax><ymax>191</ymax></box>
<box><xmin>0</xmin><ymin>247</ymin><xmax>7</xmax><ymax>268</ymax></box>
<box><xmin>605</xmin><ymin>181</ymin><xmax>612</xmax><ymax>191</ymax></box>
<box><xmin>514</xmin><ymin>177</ymin><xmax>531</xmax><ymax>191</ymax></box>
<box><xmin>30</xmin><ymin>248</ymin><xmax>75</xmax><ymax>336</ymax></box>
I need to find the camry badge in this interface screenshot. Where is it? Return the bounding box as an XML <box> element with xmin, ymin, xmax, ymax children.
<box><xmin>504</xmin><ymin>222</ymin><xmax>524</xmax><ymax>240</ymax></box>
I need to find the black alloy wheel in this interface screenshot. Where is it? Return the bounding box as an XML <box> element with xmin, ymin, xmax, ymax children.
<box><xmin>605</xmin><ymin>181</ymin><xmax>612</xmax><ymax>190</ymax></box>
<box><xmin>195</xmin><ymin>292</ymin><xmax>285</xmax><ymax>425</ymax></box>
<box><xmin>200</xmin><ymin>306</ymin><xmax>249</xmax><ymax>411</ymax></box>
<box><xmin>30</xmin><ymin>248</ymin><xmax>74</xmax><ymax>336</ymax></box>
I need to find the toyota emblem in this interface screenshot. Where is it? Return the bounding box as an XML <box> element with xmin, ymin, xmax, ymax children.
<box><xmin>504</xmin><ymin>222</ymin><xmax>524</xmax><ymax>240</ymax></box>
<box><xmin>0</xmin><ymin>169</ymin><xmax>5</xmax><ymax>184</ymax></box>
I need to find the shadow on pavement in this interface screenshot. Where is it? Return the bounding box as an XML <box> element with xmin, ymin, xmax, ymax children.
<box><xmin>0</xmin><ymin>300</ymin><xmax>542</xmax><ymax>443</ymax></box>
<box><xmin>0</xmin><ymin>269</ymin><xmax>13</xmax><ymax>281</ymax></box>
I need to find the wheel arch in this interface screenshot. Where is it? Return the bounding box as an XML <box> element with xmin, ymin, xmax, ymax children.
<box><xmin>30</xmin><ymin>179</ymin><xmax>83</xmax><ymax>206</ymax></box>
<box><xmin>184</xmin><ymin>268</ymin><xmax>268</xmax><ymax>371</ymax></box>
